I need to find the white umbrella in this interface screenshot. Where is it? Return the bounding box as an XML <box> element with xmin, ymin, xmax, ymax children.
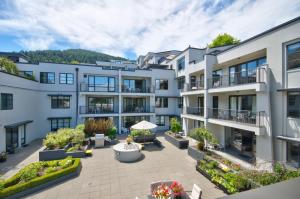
<box><xmin>131</xmin><ymin>120</ymin><xmax>157</xmax><ymax>130</ymax></box>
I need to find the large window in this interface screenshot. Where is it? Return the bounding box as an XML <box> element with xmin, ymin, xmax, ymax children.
<box><xmin>123</xmin><ymin>79</ymin><xmax>146</xmax><ymax>92</ymax></box>
<box><xmin>156</xmin><ymin>116</ymin><xmax>165</xmax><ymax>126</ymax></box>
<box><xmin>123</xmin><ymin>98</ymin><xmax>147</xmax><ymax>112</ymax></box>
<box><xmin>155</xmin><ymin>97</ymin><xmax>168</xmax><ymax>108</ymax></box>
<box><xmin>50</xmin><ymin>118</ymin><xmax>71</xmax><ymax>131</ymax></box>
<box><xmin>155</xmin><ymin>79</ymin><xmax>168</xmax><ymax>90</ymax></box>
<box><xmin>177</xmin><ymin>56</ymin><xmax>185</xmax><ymax>71</ymax></box>
<box><xmin>288</xmin><ymin>92</ymin><xmax>300</xmax><ymax>118</ymax></box>
<box><xmin>51</xmin><ymin>96</ymin><xmax>70</xmax><ymax>109</ymax></box>
<box><xmin>88</xmin><ymin>76</ymin><xmax>115</xmax><ymax>92</ymax></box>
<box><xmin>40</xmin><ymin>72</ymin><xmax>55</xmax><ymax>84</ymax></box>
<box><xmin>59</xmin><ymin>73</ymin><xmax>74</xmax><ymax>84</ymax></box>
<box><xmin>19</xmin><ymin>71</ymin><xmax>33</xmax><ymax>79</ymax></box>
<box><xmin>287</xmin><ymin>42</ymin><xmax>300</xmax><ymax>70</ymax></box>
<box><xmin>178</xmin><ymin>97</ymin><xmax>183</xmax><ymax>108</ymax></box>
<box><xmin>1</xmin><ymin>93</ymin><xmax>13</xmax><ymax>110</ymax></box>
<box><xmin>287</xmin><ymin>142</ymin><xmax>300</xmax><ymax>168</ymax></box>
<box><xmin>177</xmin><ymin>77</ymin><xmax>185</xmax><ymax>89</ymax></box>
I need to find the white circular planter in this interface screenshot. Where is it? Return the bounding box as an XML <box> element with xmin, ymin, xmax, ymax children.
<box><xmin>113</xmin><ymin>142</ymin><xmax>142</xmax><ymax>162</ymax></box>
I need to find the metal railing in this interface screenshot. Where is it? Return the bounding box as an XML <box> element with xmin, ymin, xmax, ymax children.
<box><xmin>207</xmin><ymin>108</ymin><xmax>265</xmax><ymax>126</ymax></box>
<box><xmin>121</xmin><ymin>85</ymin><xmax>154</xmax><ymax>93</ymax></box>
<box><xmin>183</xmin><ymin>80</ymin><xmax>204</xmax><ymax>92</ymax></box>
<box><xmin>122</xmin><ymin>106</ymin><xmax>155</xmax><ymax>113</ymax></box>
<box><xmin>80</xmin><ymin>83</ymin><xmax>117</xmax><ymax>92</ymax></box>
<box><xmin>183</xmin><ymin>107</ymin><xmax>204</xmax><ymax>116</ymax></box>
<box><xmin>208</xmin><ymin>68</ymin><xmax>266</xmax><ymax>89</ymax></box>
<box><xmin>79</xmin><ymin>106</ymin><xmax>117</xmax><ymax>114</ymax></box>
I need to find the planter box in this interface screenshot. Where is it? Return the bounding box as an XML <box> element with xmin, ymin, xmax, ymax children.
<box><xmin>39</xmin><ymin>148</ymin><xmax>86</xmax><ymax>161</ymax></box>
<box><xmin>188</xmin><ymin>146</ymin><xmax>204</xmax><ymax>161</ymax></box>
<box><xmin>165</xmin><ymin>133</ymin><xmax>189</xmax><ymax>149</ymax></box>
<box><xmin>133</xmin><ymin>134</ymin><xmax>156</xmax><ymax>143</ymax></box>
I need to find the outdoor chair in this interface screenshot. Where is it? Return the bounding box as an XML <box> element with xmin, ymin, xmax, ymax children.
<box><xmin>188</xmin><ymin>184</ymin><xmax>202</xmax><ymax>199</ymax></box>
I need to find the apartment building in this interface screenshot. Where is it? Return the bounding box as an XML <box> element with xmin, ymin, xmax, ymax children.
<box><xmin>165</xmin><ymin>17</ymin><xmax>300</xmax><ymax>169</ymax></box>
<box><xmin>0</xmin><ymin>17</ymin><xmax>299</xmax><ymax>169</ymax></box>
<box><xmin>0</xmin><ymin>61</ymin><xmax>181</xmax><ymax>153</ymax></box>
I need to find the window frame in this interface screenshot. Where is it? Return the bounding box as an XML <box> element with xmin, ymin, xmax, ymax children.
<box><xmin>155</xmin><ymin>79</ymin><xmax>168</xmax><ymax>90</ymax></box>
<box><xmin>40</xmin><ymin>72</ymin><xmax>55</xmax><ymax>84</ymax></box>
<box><xmin>287</xmin><ymin>91</ymin><xmax>300</xmax><ymax>118</ymax></box>
<box><xmin>177</xmin><ymin>56</ymin><xmax>185</xmax><ymax>71</ymax></box>
<box><xmin>50</xmin><ymin>118</ymin><xmax>71</xmax><ymax>131</ymax></box>
<box><xmin>59</xmin><ymin>73</ymin><xmax>74</xmax><ymax>84</ymax></box>
<box><xmin>0</xmin><ymin>93</ymin><xmax>13</xmax><ymax>110</ymax></box>
<box><xmin>51</xmin><ymin>96</ymin><xmax>71</xmax><ymax>109</ymax></box>
<box><xmin>286</xmin><ymin>41</ymin><xmax>300</xmax><ymax>70</ymax></box>
<box><xmin>155</xmin><ymin>97</ymin><xmax>168</xmax><ymax>108</ymax></box>
<box><xmin>156</xmin><ymin>116</ymin><xmax>165</xmax><ymax>126</ymax></box>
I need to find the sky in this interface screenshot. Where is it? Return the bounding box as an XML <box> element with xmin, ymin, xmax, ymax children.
<box><xmin>0</xmin><ymin>0</ymin><xmax>299</xmax><ymax>60</ymax></box>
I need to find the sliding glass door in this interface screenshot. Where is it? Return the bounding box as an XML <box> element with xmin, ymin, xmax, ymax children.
<box><xmin>88</xmin><ymin>76</ymin><xmax>115</xmax><ymax>92</ymax></box>
<box><xmin>6</xmin><ymin>127</ymin><xmax>18</xmax><ymax>153</ymax></box>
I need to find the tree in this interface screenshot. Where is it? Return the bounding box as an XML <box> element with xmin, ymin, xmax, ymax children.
<box><xmin>208</xmin><ymin>33</ymin><xmax>240</xmax><ymax>48</ymax></box>
<box><xmin>70</xmin><ymin>60</ymin><xmax>80</xmax><ymax>64</ymax></box>
<box><xmin>170</xmin><ymin>118</ymin><xmax>182</xmax><ymax>134</ymax></box>
<box><xmin>0</xmin><ymin>57</ymin><xmax>19</xmax><ymax>75</ymax></box>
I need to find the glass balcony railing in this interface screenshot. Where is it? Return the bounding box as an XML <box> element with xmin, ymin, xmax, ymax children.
<box><xmin>183</xmin><ymin>81</ymin><xmax>204</xmax><ymax>92</ymax></box>
<box><xmin>122</xmin><ymin>106</ymin><xmax>155</xmax><ymax>113</ymax></box>
<box><xmin>183</xmin><ymin>107</ymin><xmax>204</xmax><ymax>116</ymax></box>
<box><xmin>79</xmin><ymin>106</ymin><xmax>117</xmax><ymax>114</ymax></box>
<box><xmin>80</xmin><ymin>83</ymin><xmax>117</xmax><ymax>92</ymax></box>
<box><xmin>121</xmin><ymin>85</ymin><xmax>154</xmax><ymax>93</ymax></box>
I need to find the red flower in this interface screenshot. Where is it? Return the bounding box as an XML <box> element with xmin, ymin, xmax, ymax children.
<box><xmin>170</xmin><ymin>181</ymin><xmax>184</xmax><ymax>196</ymax></box>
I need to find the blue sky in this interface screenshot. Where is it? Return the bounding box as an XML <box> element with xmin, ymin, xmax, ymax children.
<box><xmin>0</xmin><ymin>0</ymin><xmax>299</xmax><ymax>60</ymax></box>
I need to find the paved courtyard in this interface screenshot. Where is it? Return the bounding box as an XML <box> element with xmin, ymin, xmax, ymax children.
<box><xmin>7</xmin><ymin>136</ymin><xmax>226</xmax><ymax>199</ymax></box>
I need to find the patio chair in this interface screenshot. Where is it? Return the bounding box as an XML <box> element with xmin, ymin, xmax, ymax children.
<box><xmin>188</xmin><ymin>184</ymin><xmax>202</xmax><ymax>199</ymax></box>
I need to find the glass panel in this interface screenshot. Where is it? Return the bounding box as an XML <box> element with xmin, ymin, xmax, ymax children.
<box><xmin>287</xmin><ymin>142</ymin><xmax>300</xmax><ymax>168</ymax></box>
<box><xmin>287</xmin><ymin>42</ymin><xmax>300</xmax><ymax>70</ymax></box>
<box><xmin>247</xmin><ymin>61</ymin><xmax>257</xmax><ymax>77</ymax></box>
<box><xmin>288</xmin><ymin>92</ymin><xmax>300</xmax><ymax>118</ymax></box>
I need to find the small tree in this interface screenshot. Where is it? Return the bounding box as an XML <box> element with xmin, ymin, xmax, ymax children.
<box><xmin>84</xmin><ymin>119</ymin><xmax>114</xmax><ymax>137</ymax></box>
<box><xmin>170</xmin><ymin>118</ymin><xmax>182</xmax><ymax>134</ymax></box>
<box><xmin>208</xmin><ymin>33</ymin><xmax>240</xmax><ymax>48</ymax></box>
<box><xmin>188</xmin><ymin>127</ymin><xmax>218</xmax><ymax>150</ymax></box>
<box><xmin>0</xmin><ymin>57</ymin><xmax>19</xmax><ymax>75</ymax></box>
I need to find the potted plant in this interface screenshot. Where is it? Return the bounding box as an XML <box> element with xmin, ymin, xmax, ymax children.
<box><xmin>126</xmin><ymin>136</ymin><xmax>133</xmax><ymax>144</ymax></box>
<box><xmin>170</xmin><ymin>118</ymin><xmax>182</xmax><ymax>138</ymax></box>
<box><xmin>152</xmin><ymin>184</ymin><xmax>171</xmax><ymax>199</ymax></box>
<box><xmin>0</xmin><ymin>151</ymin><xmax>7</xmax><ymax>162</ymax></box>
<box><xmin>170</xmin><ymin>181</ymin><xmax>184</xmax><ymax>199</ymax></box>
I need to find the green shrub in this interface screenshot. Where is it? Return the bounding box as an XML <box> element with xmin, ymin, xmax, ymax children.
<box><xmin>75</xmin><ymin>124</ymin><xmax>85</xmax><ymax>132</ymax></box>
<box><xmin>130</xmin><ymin>129</ymin><xmax>152</xmax><ymax>137</ymax></box>
<box><xmin>84</xmin><ymin>119</ymin><xmax>114</xmax><ymax>137</ymax></box>
<box><xmin>188</xmin><ymin>128</ymin><xmax>218</xmax><ymax>145</ymax></box>
<box><xmin>0</xmin><ymin>158</ymin><xmax>81</xmax><ymax>198</ymax></box>
<box><xmin>170</xmin><ymin>118</ymin><xmax>182</xmax><ymax>134</ymax></box>
<box><xmin>0</xmin><ymin>179</ymin><xmax>4</xmax><ymax>191</ymax></box>
<box><xmin>107</xmin><ymin>127</ymin><xmax>117</xmax><ymax>139</ymax></box>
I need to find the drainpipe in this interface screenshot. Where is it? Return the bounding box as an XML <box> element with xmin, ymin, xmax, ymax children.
<box><xmin>75</xmin><ymin>68</ymin><xmax>79</xmax><ymax>125</ymax></box>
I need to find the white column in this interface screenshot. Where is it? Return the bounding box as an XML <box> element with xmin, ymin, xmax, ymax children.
<box><xmin>118</xmin><ymin>69</ymin><xmax>122</xmax><ymax>134</ymax></box>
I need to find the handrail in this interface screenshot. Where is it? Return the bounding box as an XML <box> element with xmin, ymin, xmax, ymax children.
<box><xmin>80</xmin><ymin>83</ymin><xmax>117</xmax><ymax>92</ymax></box>
<box><xmin>183</xmin><ymin>107</ymin><xmax>204</xmax><ymax>116</ymax></box>
<box><xmin>79</xmin><ymin>106</ymin><xmax>117</xmax><ymax>114</ymax></box>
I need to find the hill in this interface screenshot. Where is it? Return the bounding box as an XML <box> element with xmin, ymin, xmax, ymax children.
<box><xmin>20</xmin><ymin>49</ymin><xmax>127</xmax><ymax>64</ymax></box>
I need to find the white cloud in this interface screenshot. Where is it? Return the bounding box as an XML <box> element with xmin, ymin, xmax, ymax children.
<box><xmin>0</xmin><ymin>0</ymin><xmax>299</xmax><ymax>58</ymax></box>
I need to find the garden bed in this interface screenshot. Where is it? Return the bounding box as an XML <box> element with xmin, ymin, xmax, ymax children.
<box><xmin>133</xmin><ymin>134</ymin><xmax>156</xmax><ymax>143</ymax></box>
<box><xmin>188</xmin><ymin>146</ymin><xmax>204</xmax><ymax>161</ymax></box>
<box><xmin>0</xmin><ymin>157</ymin><xmax>81</xmax><ymax>199</ymax></box>
<box><xmin>165</xmin><ymin>132</ymin><xmax>189</xmax><ymax>149</ymax></box>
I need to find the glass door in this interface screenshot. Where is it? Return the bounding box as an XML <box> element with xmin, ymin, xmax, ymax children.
<box><xmin>6</xmin><ymin>127</ymin><xmax>18</xmax><ymax>153</ymax></box>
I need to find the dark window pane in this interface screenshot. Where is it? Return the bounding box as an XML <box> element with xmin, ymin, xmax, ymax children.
<box><xmin>288</xmin><ymin>92</ymin><xmax>300</xmax><ymax>118</ymax></box>
<box><xmin>287</xmin><ymin>42</ymin><xmax>300</xmax><ymax>70</ymax></box>
<box><xmin>1</xmin><ymin>93</ymin><xmax>13</xmax><ymax>110</ymax></box>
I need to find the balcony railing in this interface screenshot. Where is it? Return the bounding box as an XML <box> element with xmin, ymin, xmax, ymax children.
<box><xmin>183</xmin><ymin>107</ymin><xmax>204</xmax><ymax>116</ymax></box>
<box><xmin>183</xmin><ymin>81</ymin><xmax>204</xmax><ymax>92</ymax></box>
<box><xmin>122</xmin><ymin>106</ymin><xmax>154</xmax><ymax>113</ymax></box>
<box><xmin>208</xmin><ymin>108</ymin><xmax>265</xmax><ymax>126</ymax></box>
<box><xmin>79</xmin><ymin>106</ymin><xmax>117</xmax><ymax>114</ymax></box>
<box><xmin>121</xmin><ymin>85</ymin><xmax>154</xmax><ymax>93</ymax></box>
<box><xmin>208</xmin><ymin>68</ymin><xmax>266</xmax><ymax>89</ymax></box>
<box><xmin>80</xmin><ymin>83</ymin><xmax>117</xmax><ymax>92</ymax></box>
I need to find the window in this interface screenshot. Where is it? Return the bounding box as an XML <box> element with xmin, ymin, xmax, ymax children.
<box><xmin>51</xmin><ymin>96</ymin><xmax>70</xmax><ymax>109</ymax></box>
<box><xmin>156</xmin><ymin>116</ymin><xmax>165</xmax><ymax>126</ymax></box>
<box><xmin>40</xmin><ymin>72</ymin><xmax>55</xmax><ymax>84</ymax></box>
<box><xmin>287</xmin><ymin>42</ymin><xmax>300</xmax><ymax>70</ymax></box>
<box><xmin>1</xmin><ymin>93</ymin><xmax>13</xmax><ymax>110</ymax></box>
<box><xmin>177</xmin><ymin>77</ymin><xmax>185</xmax><ymax>89</ymax></box>
<box><xmin>50</xmin><ymin>118</ymin><xmax>71</xmax><ymax>131</ymax></box>
<box><xmin>88</xmin><ymin>76</ymin><xmax>115</xmax><ymax>92</ymax></box>
<box><xmin>19</xmin><ymin>71</ymin><xmax>33</xmax><ymax>79</ymax></box>
<box><xmin>287</xmin><ymin>142</ymin><xmax>300</xmax><ymax>168</ymax></box>
<box><xmin>123</xmin><ymin>79</ymin><xmax>146</xmax><ymax>92</ymax></box>
<box><xmin>288</xmin><ymin>92</ymin><xmax>300</xmax><ymax>118</ymax></box>
<box><xmin>59</xmin><ymin>73</ymin><xmax>74</xmax><ymax>84</ymax></box>
<box><xmin>178</xmin><ymin>97</ymin><xmax>183</xmax><ymax>108</ymax></box>
<box><xmin>177</xmin><ymin>56</ymin><xmax>185</xmax><ymax>70</ymax></box>
<box><xmin>155</xmin><ymin>97</ymin><xmax>168</xmax><ymax>108</ymax></box>
<box><xmin>155</xmin><ymin>80</ymin><xmax>168</xmax><ymax>90</ymax></box>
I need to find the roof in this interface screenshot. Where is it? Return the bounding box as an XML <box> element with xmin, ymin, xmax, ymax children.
<box><xmin>0</xmin><ymin>71</ymin><xmax>38</xmax><ymax>82</ymax></box>
<box><xmin>0</xmin><ymin>52</ymin><xmax>29</xmax><ymax>60</ymax></box>
<box><xmin>4</xmin><ymin>120</ymin><xmax>33</xmax><ymax>128</ymax></box>
<box><xmin>217</xmin><ymin>16</ymin><xmax>300</xmax><ymax>55</ymax></box>
<box><xmin>166</xmin><ymin>46</ymin><xmax>206</xmax><ymax>62</ymax></box>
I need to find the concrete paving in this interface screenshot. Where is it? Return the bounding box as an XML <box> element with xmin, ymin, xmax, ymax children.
<box><xmin>4</xmin><ymin>136</ymin><xmax>226</xmax><ymax>199</ymax></box>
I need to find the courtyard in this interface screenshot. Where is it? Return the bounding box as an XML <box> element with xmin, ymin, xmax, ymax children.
<box><xmin>1</xmin><ymin>135</ymin><xmax>226</xmax><ymax>199</ymax></box>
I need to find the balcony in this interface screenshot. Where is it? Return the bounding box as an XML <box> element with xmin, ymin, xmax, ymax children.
<box><xmin>183</xmin><ymin>81</ymin><xmax>204</xmax><ymax>92</ymax></box>
<box><xmin>121</xmin><ymin>85</ymin><xmax>154</xmax><ymax>93</ymax></box>
<box><xmin>80</xmin><ymin>83</ymin><xmax>117</xmax><ymax>92</ymax></box>
<box><xmin>207</xmin><ymin>108</ymin><xmax>265</xmax><ymax>126</ymax></box>
<box><xmin>208</xmin><ymin>67</ymin><xmax>266</xmax><ymax>91</ymax></box>
<box><xmin>79</xmin><ymin>106</ymin><xmax>117</xmax><ymax>114</ymax></box>
<box><xmin>183</xmin><ymin>107</ymin><xmax>204</xmax><ymax>117</ymax></box>
<box><xmin>122</xmin><ymin>106</ymin><xmax>155</xmax><ymax>113</ymax></box>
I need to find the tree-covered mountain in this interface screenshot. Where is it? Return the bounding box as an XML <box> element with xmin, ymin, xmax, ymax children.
<box><xmin>20</xmin><ymin>49</ymin><xmax>127</xmax><ymax>64</ymax></box>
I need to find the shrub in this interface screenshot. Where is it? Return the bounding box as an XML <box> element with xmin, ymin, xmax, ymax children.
<box><xmin>0</xmin><ymin>179</ymin><xmax>4</xmax><ymax>191</ymax></box>
<box><xmin>84</xmin><ymin>119</ymin><xmax>114</xmax><ymax>137</ymax></box>
<box><xmin>107</xmin><ymin>127</ymin><xmax>117</xmax><ymax>139</ymax></box>
<box><xmin>75</xmin><ymin>124</ymin><xmax>85</xmax><ymax>132</ymax></box>
<box><xmin>188</xmin><ymin>128</ymin><xmax>218</xmax><ymax>145</ymax></box>
<box><xmin>130</xmin><ymin>129</ymin><xmax>152</xmax><ymax>137</ymax></box>
<box><xmin>170</xmin><ymin>118</ymin><xmax>182</xmax><ymax>134</ymax></box>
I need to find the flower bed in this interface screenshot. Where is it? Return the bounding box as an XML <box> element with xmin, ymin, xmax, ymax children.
<box><xmin>165</xmin><ymin>132</ymin><xmax>189</xmax><ymax>149</ymax></box>
<box><xmin>0</xmin><ymin>157</ymin><xmax>81</xmax><ymax>198</ymax></box>
<box><xmin>130</xmin><ymin>130</ymin><xmax>156</xmax><ymax>143</ymax></box>
<box><xmin>197</xmin><ymin>157</ymin><xmax>300</xmax><ymax>195</ymax></box>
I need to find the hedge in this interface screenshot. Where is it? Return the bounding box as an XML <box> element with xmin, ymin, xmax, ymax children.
<box><xmin>0</xmin><ymin>158</ymin><xmax>81</xmax><ymax>198</ymax></box>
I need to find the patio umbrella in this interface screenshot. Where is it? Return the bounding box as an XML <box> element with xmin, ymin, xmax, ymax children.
<box><xmin>131</xmin><ymin>120</ymin><xmax>157</xmax><ymax>130</ymax></box>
